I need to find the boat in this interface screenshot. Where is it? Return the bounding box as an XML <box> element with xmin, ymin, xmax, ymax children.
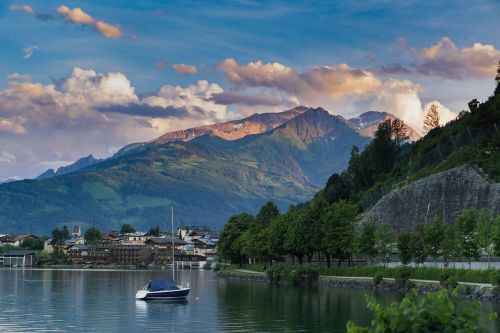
<box><xmin>135</xmin><ymin>278</ymin><xmax>190</xmax><ymax>300</ymax></box>
<box><xmin>136</xmin><ymin>204</ymin><xmax>191</xmax><ymax>301</ymax></box>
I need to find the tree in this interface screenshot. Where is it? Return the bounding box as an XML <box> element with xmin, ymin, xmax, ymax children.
<box><xmin>347</xmin><ymin>289</ymin><xmax>494</xmax><ymax>333</ymax></box>
<box><xmin>148</xmin><ymin>225</ymin><xmax>160</xmax><ymax>236</ymax></box>
<box><xmin>495</xmin><ymin>60</ymin><xmax>500</xmax><ymax>95</ymax></box>
<box><xmin>411</xmin><ymin>225</ymin><xmax>427</xmax><ymax>266</ymax></box>
<box><xmin>491</xmin><ymin>216</ymin><xmax>500</xmax><ymax>257</ymax></box>
<box><xmin>476</xmin><ymin>210</ymin><xmax>496</xmax><ymax>267</ymax></box>
<box><xmin>456</xmin><ymin>209</ymin><xmax>481</xmax><ymax>267</ymax></box>
<box><xmin>62</xmin><ymin>225</ymin><xmax>71</xmax><ymax>240</ymax></box>
<box><xmin>423</xmin><ymin>217</ymin><xmax>445</xmax><ymax>260</ymax></box>
<box><xmin>358</xmin><ymin>221</ymin><xmax>377</xmax><ymax>266</ymax></box>
<box><xmin>120</xmin><ymin>223</ymin><xmax>136</xmax><ymax>234</ymax></box>
<box><xmin>468</xmin><ymin>98</ymin><xmax>480</xmax><ymax>113</ymax></box>
<box><xmin>217</xmin><ymin>213</ymin><xmax>253</xmax><ymax>265</ymax></box>
<box><xmin>21</xmin><ymin>238</ymin><xmax>45</xmax><ymax>250</ymax></box>
<box><xmin>423</xmin><ymin>103</ymin><xmax>440</xmax><ymax>132</ymax></box>
<box><xmin>397</xmin><ymin>232</ymin><xmax>413</xmax><ymax>265</ymax></box>
<box><xmin>374</xmin><ymin>223</ymin><xmax>394</xmax><ymax>267</ymax></box>
<box><xmin>284</xmin><ymin>207</ymin><xmax>311</xmax><ymax>265</ymax></box>
<box><xmin>441</xmin><ymin>224</ymin><xmax>458</xmax><ymax>269</ymax></box>
<box><xmin>50</xmin><ymin>228</ymin><xmax>66</xmax><ymax>261</ymax></box>
<box><xmin>321</xmin><ymin>202</ymin><xmax>358</xmax><ymax>267</ymax></box>
<box><xmin>84</xmin><ymin>227</ymin><xmax>102</xmax><ymax>245</ymax></box>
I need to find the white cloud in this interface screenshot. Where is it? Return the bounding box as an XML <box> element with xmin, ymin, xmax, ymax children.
<box><xmin>370</xmin><ymin>79</ymin><xmax>457</xmax><ymax>134</ymax></box>
<box><xmin>9</xmin><ymin>4</ymin><xmax>34</xmax><ymax>13</ymax></box>
<box><xmin>23</xmin><ymin>45</ymin><xmax>38</xmax><ymax>59</ymax></box>
<box><xmin>413</xmin><ymin>37</ymin><xmax>500</xmax><ymax>80</ymax></box>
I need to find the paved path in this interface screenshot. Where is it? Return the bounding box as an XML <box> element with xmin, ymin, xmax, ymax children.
<box><xmin>321</xmin><ymin>275</ymin><xmax>493</xmax><ymax>288</ymax></box>
<box><xmin>234</xmin><ymin>271</ymin><xmax>494</xmax><ymax>288</ymax></box>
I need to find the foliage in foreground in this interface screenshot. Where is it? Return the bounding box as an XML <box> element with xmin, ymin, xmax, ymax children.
<box><xmin>347</xmin><ymin>289</ymin><xmax>496</xmax><ymax>333</ymax></box>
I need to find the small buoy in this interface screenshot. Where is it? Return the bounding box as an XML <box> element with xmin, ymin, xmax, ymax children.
<box><xmin>195</xmin><ymin>296</ymin><xmax>200</xmax><ymax>300</ymax></box>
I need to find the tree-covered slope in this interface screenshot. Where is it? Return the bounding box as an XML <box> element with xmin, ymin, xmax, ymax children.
<box><xmin>0</xmin><ymin>108</ymin><xmax>368</xmax><ymax>234</ymax></box>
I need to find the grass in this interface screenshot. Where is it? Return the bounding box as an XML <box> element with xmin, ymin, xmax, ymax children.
<box><xmin>320</xmin><ymin>266</ymin><xmax>496</xmax><ymax>284</ymax></box>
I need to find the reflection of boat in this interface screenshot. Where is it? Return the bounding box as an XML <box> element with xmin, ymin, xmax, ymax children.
<box><xmin>135</xmin><ymin>279</ymin><xmax>190</xmax><ymax>300</ymax></box>
<box><xmin>136</xmin><ymin>204</ymin><xmax>191</xmax><ymax>301</ymax></box>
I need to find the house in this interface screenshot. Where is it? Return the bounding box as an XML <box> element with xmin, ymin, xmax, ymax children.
<box><xmin>192</xmin><ymin>238</ymin><xmax>217</xmax><ymax>257</ymax></box>
<box><xmin>0</xmin><ymin>234</ymin><xmax>38</xmax><ymax>247</ymax></box>
<box><xmin>101</xmin><ymin>231</ymin><xmax>120</xmax><ymax>242</ymax></box>
<box><xmin>110</xmin><ymin>242</ymin><xmax>151</xmax><ymax>264</ymax></box>
<box><xmin>145</xmin><ymin>237</ymin><xmax>187</xmax><ymax>248</ymax></box>
<box><xmin>177</xmin><ymin>226</ymin><xmax>212</xmax><ymax>240</ymax></box>
<box><xmin>0</xmin><ymin>250</ymin><xmax>36</xmax><ymax>266</ymax></box>
<box><xmin>67</xmin><ymin>244</ymin><xmax>89</xmax><ymax>264</ymax></box>
<box><xmin>123</xmin><ymin>232</ymin><xmax>148</xmax><ymax>244</ymax></box>
<box><xmin>87</xmin><ymin>243</ymin><xmax>112</xmax><ymax>264</ymax></box>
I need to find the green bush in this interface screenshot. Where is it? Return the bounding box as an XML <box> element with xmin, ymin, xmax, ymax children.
<box><xmin>394</xmin><ymin>266</ymin><xmax>412</xmax><ymax>288</ymax></box>
<box><xmin>490</xmin><ymin>270</ymin><xmax>500</xmax><ymax>289</ymax></box>
<box><xmin>267</xmin><ymin>264</ymin><xmax>320</xmax><ymax>284</ymax></box>
<box><xmin>347</xmin><ymin>289</ymin><xmax>495</xmax><ymax>332</ymax></box>
<box><xmin>373</xmin><ymin>272</ymin><xmax>383</xmax><ymax>287</ymax></box>
<box><xmin>439</xmin><ymin>270</ymin><xmax>458</xmax><ymax>289</ymax></box>
<box><xmin>202</xmin><ymin>261</ymin><xmax>212</xmax><ymax>270</ymax></box>
<box><xmin>214</xmin><ymin>263</ymin><xmax>221</xmax><ymax>272</ymax></box>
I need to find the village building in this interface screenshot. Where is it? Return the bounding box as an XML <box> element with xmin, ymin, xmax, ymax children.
<box><xmin>0</xmin><ymin>250</ymin><xmax>36</xmax><ymax>267</ymax></box>
<box><xmin>0</xmin><ymin>234</ymin><xmax>38</xmax><ymax>247</ymax></box>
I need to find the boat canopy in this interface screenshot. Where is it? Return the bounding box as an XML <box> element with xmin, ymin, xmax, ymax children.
<box><xmin>148</xmin><ymin>279</ymin><xmax>179</xmax><ymax>291</ymax></box>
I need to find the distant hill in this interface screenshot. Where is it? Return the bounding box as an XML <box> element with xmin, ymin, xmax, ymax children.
<box><xmin>0</xmin><ymin>107</ymin><xmax>374</xmax><ymax>234</ymax></box>
<box><xmin>36</xmin><ymin>155</ymin><xmax>103</xmax><ymax>180</ymax></box>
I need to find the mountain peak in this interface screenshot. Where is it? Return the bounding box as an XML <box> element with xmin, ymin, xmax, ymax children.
<box><xmin>348</xmin><ymin>111</ymin><xmax>421</xmax><ymax>141</ymax></box>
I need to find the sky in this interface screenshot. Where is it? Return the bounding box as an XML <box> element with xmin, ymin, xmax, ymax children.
<box><xmin>0</xmin><ymin>0</ymin><xmax>499</xmax><ymax>180</ymax></box>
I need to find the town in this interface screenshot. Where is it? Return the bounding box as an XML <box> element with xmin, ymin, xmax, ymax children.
<box><xmin>0</xmin><ymin>225</ymin><xmax>219</xmax><ymax>268</ymax></box>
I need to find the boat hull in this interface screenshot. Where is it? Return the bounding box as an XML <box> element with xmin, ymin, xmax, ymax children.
<box><xmin>136</xmin><ymin>288</ymin><xmax>190</xmax><ymax>300</ymax></box>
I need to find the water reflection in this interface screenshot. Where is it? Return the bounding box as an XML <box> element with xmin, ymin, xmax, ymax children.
<box><xmin>0</xmin><ymin>268</ymin><xmax>499</xmax><ymax>333</ymax></box>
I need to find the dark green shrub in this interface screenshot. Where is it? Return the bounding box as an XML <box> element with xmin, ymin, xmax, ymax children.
<box><xmin>373</xmin><ymin>272</ymin><xmax>383</xmax><ymax>287</ymax></box>
<box><xmin>490</xmin><ymin>270</ymin><xmax>500</xmax><ymax>290</ymax></box>
<box><xmin>202</xmin><ymin>261</ymin><xmax>212</xmax><ymax>270</ymax></box>
<box><xmin>440</xmin><ymin>270</ymin><xmax>458</xmax><ymax>289</ymax></box>
<box><xmin>347</xmin><ymin>289</ymin><xmax>495</xmax><ymax>332</ymax></box>
<box><xmin>394</xmin><ymin>266</ymin><xmax>412</xmax><ymax>288</ymax></box>
<box><xmin>302</xmin><ymin>264</ymin><xmax>320</xmax><ymax>281</ymax></box>
<box><xmin>214</xmin><ymin>263</ymin><xmax>221</xmax><ymax>272</ymax></box>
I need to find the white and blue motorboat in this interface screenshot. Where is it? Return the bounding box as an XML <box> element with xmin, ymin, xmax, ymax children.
<box><xmin>135</xmin><ymin>278</ymin><xmax>190</xmax><ymax>300</ymax></box>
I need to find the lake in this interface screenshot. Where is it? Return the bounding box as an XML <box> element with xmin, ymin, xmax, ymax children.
<box><xmin>1</xmin><ymin>268</ymin><xmax>499</xmax><ymax>332</ymax></box>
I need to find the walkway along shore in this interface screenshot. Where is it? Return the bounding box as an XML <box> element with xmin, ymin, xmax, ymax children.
<box><xmin>216</xmin><ymin>269</ymin><xmax>500</xmax><ymax>303</ymax></box>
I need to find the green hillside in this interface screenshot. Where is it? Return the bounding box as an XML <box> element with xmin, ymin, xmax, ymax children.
<box><xmin>0</xmin><ymin>108</ymin><xmax>368</xmax><ymax>234</ymax></box>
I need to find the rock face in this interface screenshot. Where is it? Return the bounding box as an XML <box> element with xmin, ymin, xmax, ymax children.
<box><xmin>361</xmin><ymin>166</ymin><xmax>500</xmax><ymax>231</ymax></box>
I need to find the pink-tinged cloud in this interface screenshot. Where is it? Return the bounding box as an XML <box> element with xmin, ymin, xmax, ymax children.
<box><xmin>9</xmin><ymin>4</ymin><xmax>33</xmax><ymax>13</ymax></box>
<box><xmin>94</xmin><ymin>21</ymin><xmax>123</xmax><ymax>39</ymax></box>
<box><xmin>218</xmin><ymin>58</ymin><xmax>381</xmax><ymax>103</ymax></box>
<box><xmin>413</xmin><ymin>37</ymin><xmax>500</xmax><ymax>80</ymax></box>
<box><xmin>172</xmin><ymin>64</ymin><xmax>198</xmax><ymax>74</ymax></box>
<box><xmin>0</xmin><ymin>118</ymin><xmax>27</xmax><ymax>134</ymax></box>
<box><xmin>57</xmin><ymin>5</ymin><xmax>94</xmax><ymax>24</ymax></box>
<box><xmin>57</xmin><ymin>5</ymin><xmax>123</xmax><ymax>39</ymax></box>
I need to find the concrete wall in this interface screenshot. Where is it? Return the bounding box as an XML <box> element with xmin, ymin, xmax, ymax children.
<box><xmin>361</xmin><ymin>166</ymin><xmax>500</xmax><ymax>232</ymax></box>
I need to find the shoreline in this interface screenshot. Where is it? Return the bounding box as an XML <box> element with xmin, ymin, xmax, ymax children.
<box><xmin>216</xmin><ymin>269</ymin><xmax>500</xmax><ymax>303</ymax></box>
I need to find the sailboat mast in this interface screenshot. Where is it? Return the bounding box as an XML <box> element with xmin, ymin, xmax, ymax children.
<box><xmin>171</xmin><ymin>204</ymin><xmax>175</xmax><ymax>279</ymax></box>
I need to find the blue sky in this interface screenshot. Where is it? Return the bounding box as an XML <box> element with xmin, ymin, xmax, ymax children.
<box><xmin>0</xmin><ymin>0</ymin><xmax>499</xmax><ymax>179</ymax></box>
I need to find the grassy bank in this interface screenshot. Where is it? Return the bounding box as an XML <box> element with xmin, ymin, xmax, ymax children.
<box><xmin>227</xmin><ymin>264</ymin><xmax>498</xmax><ymax>284</ymax></box>
<box><xmin>321</xmin><ymin>266</ymin><xmax>496</xmax><ymax>284</ymax></box>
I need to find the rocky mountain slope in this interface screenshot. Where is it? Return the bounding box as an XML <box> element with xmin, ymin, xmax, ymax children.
<box><xmin>0</xmin><ymin>107</ymin><xmax>369</xmax><ymax>234</ymax></box>
<box><xmin>36</xmin><ymin>154</ymin><xmax>103</xmax><ymax>180</ymax></box>
<box><xmin>361</xmin><ymin>166</ymin><xmax>500</xmax><ymax>231</ymax></box>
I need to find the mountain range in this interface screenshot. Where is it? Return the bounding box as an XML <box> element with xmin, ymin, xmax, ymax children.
<box><xmin>0</xmin><ymin>107</ymin><xmax>418</xmax><ymax>234</ymax></box>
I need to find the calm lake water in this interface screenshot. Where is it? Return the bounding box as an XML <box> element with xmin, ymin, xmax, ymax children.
<box><xmin>1</xmin><ymin>268</ymin><xmax>499</xmax><ymax>332</ymax></box>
